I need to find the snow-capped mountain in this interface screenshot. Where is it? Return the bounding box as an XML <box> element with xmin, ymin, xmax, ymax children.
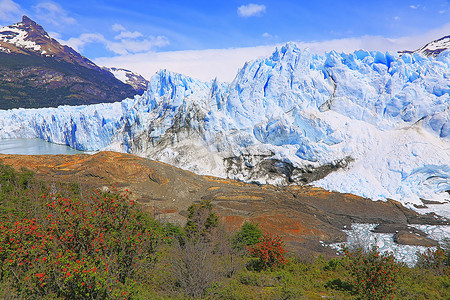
<box><xmin>400</xmin><ymin>35</ymin><xmax>450</xmax><ymax>57</ymax></box>
<box><xmin>0</xmin><ymin>43</ymin><xmax>449</xmax><ymax>216</ymax></box>
<box><xmin>102</xmin><ymin>67</ymin><xmax>149</xmax><ymax>94</ymax></box>
<box><xmin>0</xmin><ymin>16</ymin><xmax>137</xmax><ymax>109</ymax></box>
<box><xmin>417</xmin><ymin>35</ymin><xmax>450</xmax><ymax>56</ymax></box>
<box><xmin>0</xmin><ymin>15</ymin><xmax>100</xmax><ymax>70</ymax></box>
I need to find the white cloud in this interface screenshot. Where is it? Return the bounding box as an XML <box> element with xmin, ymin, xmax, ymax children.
<box><xmin>237</xmin><ymin>3</ymin><xmax>266</xmax><ymax>17</ymax></box>
<box><xmin>394</xmin><ymin>16</ymin><xmax>400</xmax><ymax>21</ymax></box>
<box><xmin>410</xmin><ymin>5</ymin><xmax>419</xmax><ymax>9</ymax></box>
<box><xmin>114</xmin><ymin>30</ymin><xmax>143</xmax><ymax>40</ymax></box>
<box><xmin>93</xmin><ymin>22</ymin><xmax>450</xmax><ymax>83</ymax></box>
<box><xmin>61</xmin><ymin>29</ymin><xmax>169</xmax><ymax>56</ymax></box>
<box><xmin>262</xmin><ymin>32</ymin><xmax>278</xmax><ymax>39</ymax></box>
<box><xmin>105</xmin><ymin>24</ymin><xmax>168</xmax><ymax>54</ymax></box>
<box><xmin>34</xmin><ymin>2</ymin><xmax>76</xmax><ymax>26</ymax></box>
<box><xmin>62</xmin><ymin>33</ymin><xmax>106</xmax><ymax>52</ymax></box>
<box><xmin>95</xmin><ymin>45</ymin><xmax>276</xmax><ymax>82</ymax></box>
<box><xmin>48</xmin><ymin>31</ymin><xmax>61</xmax><ymax>39</ymax></box>
<box><xmin>106</xmin><ymin>35</ymin><xmax>169</xmax><ymax>55</ymax></box>
<box><xmin>0</xmin><ymin>0</ymin><xmax>23</xmax><ymax>23</ymax></box>
<box><xmin>112</xmin><ymin>23</ymin><xmax>126</xmax><ymax>32</ymax></box>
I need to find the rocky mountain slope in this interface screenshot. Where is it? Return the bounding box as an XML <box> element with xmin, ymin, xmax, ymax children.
<box><xmin>0</xmin><ymin>16</ymin><xmax>137</xmax><ymax>109</ymax></box>
<box><xmin>0</xmin><ymin>151</ymin><xmax>445</xmax><ymax>255</ymax></box>
<box><xmin>400</xmin><ymin>35</ymin><xmax>450</xmax><ymax>57</ymax></box>
<box><xmin>102</xmin><ymin>66</ymin><xmax>149</xmax><ymax>94</ymax></box>
<box><xmin>0</xmin><ymin>43</ymin><xmax>449</xmax><ymax>217</ymax></box>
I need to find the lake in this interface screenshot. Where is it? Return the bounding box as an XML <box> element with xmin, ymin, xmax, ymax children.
<box><xmin>0</xmin><ymin>139</ymin><xmax>85</xmax><ymax>155</ymax></box>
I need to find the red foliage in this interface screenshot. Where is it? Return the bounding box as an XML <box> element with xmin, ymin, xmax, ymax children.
<box><xmin>0</xmin><ymin>189</ymin><xmax>160</xmax><ymax>299</ymax></box>
<box><xmin>246</xmin><ymin>233</ymin><xmax>287</xmax><ymax>270</ymax></box>
<box><xmin>343</xmin><ymin>245</ymin><xmax>399</xmax><ymax>300</ymax></box>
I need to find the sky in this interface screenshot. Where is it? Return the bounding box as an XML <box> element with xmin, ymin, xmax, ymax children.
<box><xmin>1</xmin><ymin>0</ymin><xmax>450</xmax><ymax>81</ymax></box>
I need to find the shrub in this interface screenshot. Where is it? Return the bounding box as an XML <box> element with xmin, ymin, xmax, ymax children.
<box><xmin>323</xmin><ymin>257</ymin><xmax>345</xmax><ymax>271</ymax></box>
<box><xmin>247</xmin><ymin>233</ymin><xmax>288</xmax><ymax>271</ymax></box>
<box><xmin>184</xmin><ymin>200</ymin><xmax>218</xmax><ymax>241</ymax></box>
<box><xmin>416</xmin><ymin>244</ymin><xmax>449</xmax><ymax>276</ymax></box>
<box><xmin>171</xmin><ymin>201</ymin><xmax>244</xmax><ymax>298</ymax></box>
<box><xmin>171</xmin><ymin>238</ymin><xmax>220</xmax><ymax>298</ymax></box>
<box><xmin>0</xmin><ymin>189</ymin><xmax>161</xmax><ymax>299</ymax></box>
<box><xmin>325</xmin><ymin>278</ymin><xmax>353</xmax><ymax>291</ymax></box>
<box><xmin>232</xmin><ymin>221</ymin><xmax>262</xmax><ymax>250</ymax></box>
<box><xmin>342</xmin><ymin>245</ymin><xmax>400</xmax><ymax>300</ymax></box>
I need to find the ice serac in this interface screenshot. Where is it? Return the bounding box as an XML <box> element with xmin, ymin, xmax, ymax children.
<box><xmin>0</xmin><ymin>43</ymin><xmax>449</xmax><ymax>216</ymax></box>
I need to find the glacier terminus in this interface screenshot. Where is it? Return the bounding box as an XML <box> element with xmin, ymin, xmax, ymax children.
<box><xmin>0</xmin><ymin>43</ymin><xmax>449</xmax><ymax>217</ymax></box>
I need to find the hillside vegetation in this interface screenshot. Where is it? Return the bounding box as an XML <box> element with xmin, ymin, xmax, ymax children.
<box><xmin>0</xmin><ymin>53</ymin><xmax>136</xmax><ymax>109</ymax></box>
<box><xmin>0</xmin><ymin>163</ymin><xmax>448</xmax><ymax>299</ymax></box>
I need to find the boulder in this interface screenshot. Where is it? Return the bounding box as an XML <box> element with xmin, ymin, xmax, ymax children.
<box><xmin>393</xmin><ymin>231</ymin><xmax>438</xmax><ymax>247</ymax></box>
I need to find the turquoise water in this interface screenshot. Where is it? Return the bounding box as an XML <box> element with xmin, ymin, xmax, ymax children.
<box><xmin>0</xmin><ymin>139</ymin><xmax>85</xmax><ymax>155</ymax></box>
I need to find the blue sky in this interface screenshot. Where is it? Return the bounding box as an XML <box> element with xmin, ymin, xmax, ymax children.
<box><xmin>1</xmin><ymin>0</ymin><xmax>450</xmax><ymax>81</ymax></box>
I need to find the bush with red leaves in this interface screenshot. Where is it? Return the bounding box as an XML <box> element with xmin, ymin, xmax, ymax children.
<box><xmin>246</xmin><ymin>233</ymin><xmax>287</xmax><ymax>271</ymax></box>
<box><xmin>0</xmin><ymin>189</ymin><xmax>161</xmax><ymax>299</ymax></box>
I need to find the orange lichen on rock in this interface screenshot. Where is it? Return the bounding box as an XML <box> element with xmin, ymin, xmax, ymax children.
<box><xmin>253</xmin><ymin>214</ymin><xmax>321</xmax><ymax>237</ymax></box>
<box><xmin>214</xmin><ymin>195</ymin><xmax>263</xmax><ymax>201</ymax></box>
<box><xmin>220</xmin><ymin>215</ymin><xmax>245</xmax><ymax>232</ymax></box>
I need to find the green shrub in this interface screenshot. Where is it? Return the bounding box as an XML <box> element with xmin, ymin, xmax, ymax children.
<box><xmin>232</xmin><ymin>221</ymin><xmax>262</xmax><ymax>250</ymax></box>
<box><xmin>416</xmin><ymin>245</ymin><xmax>449</xmax><ymax>276</ymax></box>
<box><xmin>184</xmin><ymin>200</ymin><xmax>218</xmax><ymax>241</ymax></box>
<box><xmin>325</xmin><ymin>278</ymin><xmax>353</xmax><ymax>291</ymax></box>
<box><xmin>323</xmin><ymin>257</ymin><xmax>345</xmax><ymax>271</ymax></box>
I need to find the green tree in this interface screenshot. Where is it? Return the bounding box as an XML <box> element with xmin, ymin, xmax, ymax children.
<box><xmin>232</xmin><ymin>221</ymin><xmax>262</xmax><ymax>250</ymax></box>
<box><xmin>184</xmin><ymin>200</ymin><xmax>219</xmax><ymax>241</ymax></box>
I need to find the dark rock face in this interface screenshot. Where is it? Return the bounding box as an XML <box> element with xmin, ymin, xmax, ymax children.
<box><xmin>0</xmin><ymin>16</ymin><xmax>137</xmax><ymax>109</ymax></box>
<box><xmin>372</xmin><ymin>224</ymin><xmax>427</xmax><ymax>236</ymax></box>
<box><xmin>224</xmin><ymin>153</ymin><xmax>352</xmax><ymax>185</ymax></box>
<box><xmin>372</xmin><ymin>224</ymin><xmax>441</xmax><ymax>247</ymax></box>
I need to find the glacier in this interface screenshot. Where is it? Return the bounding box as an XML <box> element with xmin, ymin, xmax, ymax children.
<box><xmin>0</xmin><ymin>43</ymin><xmax>449</xmax><ymax>217</ymax></box>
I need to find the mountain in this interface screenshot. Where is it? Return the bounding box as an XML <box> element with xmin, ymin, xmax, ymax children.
<box><xmin>400</xmin><ymin>35</ymin><xmax>450</xmax><ymax>57</ymax></box>
<box><xmin>0</xmin><ymin>43</ymin><xmax>449</xmax><ymax>217</ymax></box>
<box><xmin>0</xmin><ymin>16</ymin><xmax>137</xmax><ymax>109</ymax></box>
<box><xmin>102</xmin><ymin>66</ymin><xmax>149</xmax><ymax>94</ymax></box>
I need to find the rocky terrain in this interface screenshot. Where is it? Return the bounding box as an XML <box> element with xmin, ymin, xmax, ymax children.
<box><xmin>102</xmin><ymin>66</ymin><xmax>149</xmax><ymax>94</ymax></box>
<box><xmin>400</xmin><ymin>35</ymin><xmax>450</xmax><ymax>57</ymax></box>
<box><xmin>0</xmin><ymin>151</ymin><xmax>446</xmax><ymax>255</ymax></box>
<box><xmin>0</xmin><ymin>16</ymin><xmax>138</xmax><ymax>109</ymax></box>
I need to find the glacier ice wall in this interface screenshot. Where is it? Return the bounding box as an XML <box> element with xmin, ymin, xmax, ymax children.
<box><xmin>0</xmin><ymin>43</ymin><xmax>449</xmax><ymax>215</ymax></box>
